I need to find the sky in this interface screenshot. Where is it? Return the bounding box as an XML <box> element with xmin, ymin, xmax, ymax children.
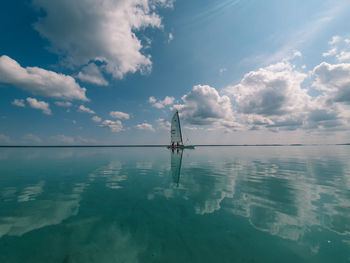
<box><xmin>1</xmin><ymin>0</ymin><xmax>350</xmax><ymax>145</ymax></box>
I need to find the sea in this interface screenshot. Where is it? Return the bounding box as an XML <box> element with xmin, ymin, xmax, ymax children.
<box><xmin>0</xmin><ymin>146</ymin><xmax>349</xmax><ymax>262</ymax></box>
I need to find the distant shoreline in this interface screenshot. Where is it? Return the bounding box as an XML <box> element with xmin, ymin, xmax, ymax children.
<box><xmin>0</xmin><ymin>144</ymin><xmax>349</xmax><ymax>148</ymax></box>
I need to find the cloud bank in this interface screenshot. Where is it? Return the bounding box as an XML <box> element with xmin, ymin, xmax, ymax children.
<box><xmin>172</xmin><ymin>49</ymin><xmax>350</xmax><ymax>133</ymax></box>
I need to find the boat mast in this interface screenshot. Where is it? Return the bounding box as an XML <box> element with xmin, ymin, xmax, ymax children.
<box><xmin>176</xmin><ymin>111</ymin><xmax>183</xmax><ymax>144</ymax></box>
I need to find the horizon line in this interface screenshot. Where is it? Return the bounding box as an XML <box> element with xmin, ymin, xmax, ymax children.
<box><xmin>0</xmin><ymin>143</ymin><xmax>349</xmax><ymax>148</ymax></box>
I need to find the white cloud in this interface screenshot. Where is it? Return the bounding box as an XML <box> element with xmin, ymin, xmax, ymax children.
<box><xmin>167</xmin><ymin>55</ymin><xmax>350</xmax><ymax>133</ymax></box>
<box><xmin>322</xmin><ymin>35</ymin><xmax>350</xmax><ymax>62</ymax></box>
<box><xmin>76</xmin><ymin>63</ymin><xmax>108</xmax><ymax>86</ymax></box>
<box><xmin>156</xmin><ymin>118</ymin><xmax>170</xmax><ymax>130</ymax></box>
<box><xmin>51</xmin><ymin>134</ymin><xmax>75</xmax><ymax>144</ymax></box>
<box><xmin>168</xmin><ymin>32</ymin><xmax>174</xmax><ymax>43</ymax></box>
<box><xmin>225</xmin><ymin>61</ymin><xmax>309</xmax><ymax>118</ymax></box>
<box><xmin>149</xmin><ymin>96</ymin><xmax>175</xmax><ymax>108</ymax></box>
<box><xmin>32</xmin><ymin>0</ymin><xmax>173</xmax><ymax>79</ymax></box>
<box><xmin>23</xmin><ymin>134</ymin><xmax>42</xmax><ymax>143</ymax></box>
<box><xmin>312</xmin><ymin>62</ymin><xmax>350</xmax><ymax>104</ymax></box>
<box><xmin>329</xmin><ymin>35</ymin><xmax>341</xmax><ymax>45</ymax></box>
<box><xmin>135</xmin><ymin>122</ymin><xmax>155</xmax><ymax>131</ymax></box>
<box><xmin>110</xmin><ymin>111</ymin><xmax>130</xmax><ymax>120</ymax></box>
<box><xmin>173</xmin><ymin>85</ymin><xmax>235</xmax><ymax>126</ymax></box>
<box><xmin>322</xmin><ymin>47</ymin><xmax>337</xmax><ymax>57</ymax></box>
<box><xmin>12</xmin><ymin>99</ymin><xmax>25</xmax><ymax>107</ymax></box>
<box><xmin>0</xmin><ymin>134</ymin><xmax>10</xmax><ymax>143</ymax></box>
<box><xmin>337</xmin><ymin>51</ymin><xmax>350</xmax><ymax>62</ymax></box>
<box><xmin>223</xmin><ymin>59</ymin><xmax>350</xmax><ymax>131</ymax></box>
<box><xmin>222</xmin><ymin>60</ymin><xmax>347</xmax><ymax>131</ymax></box>
<box><xmin>293</xmin><ymin>50</ymin><xmax>302</xmax><ymax>57</ymax></box>
<box><xmin>26</xmin><ymin>97</ymin><xmax>52</xmax><ymax>115</ymax></box>
<box><xmin>55</xmin><ymin>101</ymin><xmax>72</xmax><ymax>107</ymax></box>
<box><xmin>100</xmin><ymin>120</ymin><xmax>123</xmax><ymax>132</ymax></box>
<box><xmin>78</xmin><ymin>105</ymin><xmax>95</xmax><ymax>114</ymax></box>
<box><xmin>92</xmin><ymin>116</ymin><xmax>102</xmax><ymax>123</ymax></box>
<box><xmin>0</xmin><ymin>55</ymin><xmax>87</xmax><ymax>101</ymax></box>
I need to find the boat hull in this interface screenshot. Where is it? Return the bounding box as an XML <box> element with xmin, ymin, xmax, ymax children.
<box><xmin>167</xmin><ymin>145</ymin><xmax>195</xmax><ymax>149</ymax></box>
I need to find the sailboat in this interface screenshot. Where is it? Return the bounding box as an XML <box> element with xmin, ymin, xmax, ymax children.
<box><xmin>167</xmin><ymin>110</ymin><xmax>195</xmax><ymax>149</ymax></box>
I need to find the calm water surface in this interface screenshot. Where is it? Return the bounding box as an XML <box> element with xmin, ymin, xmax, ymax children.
<box><xmin>0</xmin><ymin>146</ymin><xmax>350</xmax><ymax>262</ymax></box>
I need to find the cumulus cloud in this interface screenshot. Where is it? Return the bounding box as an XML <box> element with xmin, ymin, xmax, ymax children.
<box><xmin>337</xmin><ymin>51</ymin><xmax>350</xmax><ymax>62</ymax></box>
<box><xmin>156</xmin><ymin>118</ymin><xmax>171</xmax><ymax>130</ymax></box>
<box><xmin>55</xmin><ymin>101</ymin><xmax>72</xmax><ymax>107</ymax></box>
<box><xmin>26</xmin><ymin>97</ymin><xmax>52</xmax><ymax>115</ymax></box>
<box><xmin>228</xmin><ymin>59</ymin><xmax>350</xmax><ymax>131</ymax></box>
<box><xmin>76</xmin><ymin>63</ymin><xmax>108</xmax><ymax>86</ymax></box>
<box><xmin>173</xmin><ymin>58</ymin><xmax>349</xmax><ymax>132</ymax></box>
<box><xmin>78</xmin><ymin>105</ymin><xmax>95</xmax><ymax>114</ymax></box>
<box><xmin>0</xmin><ymin>55</ymin><xmax>87</xmax><ymax>101</ymax></box>
<box><xmin>12</xmin><ymin>99</ymin><xmax>25</xmax><ymax>107</ymax></box>
<box><xmin>305</xmin><ymin>107</ymin><xmax>343</xmax><ymax>130</ymax></box>
<box><xmin>92</xmin><ymin>116</ymin><xmax>102</xmax><ymax>123</ymax></box>
<box><xmin>173</xmin><ymin>85</ymin><xmax>235</xmax><ymax>127</ymax></box>
<box><xmin>110</xmin><ymin>111</ymin><xmax>130</xmax><ymax>120</ymax></box>
<box><xmin>329</xmin><ymin>35</ymin><xmax>341</xmax><ymax>45</ymax></box>
<box><xmin>100</xmin><ymin>120</ymin><xmax>123</xmax><ymax>132</ymax></box>
<box><xmin>226</xmin><ymin>62</ymin><xmax>309</xmax><ymax>117</ymax></box>
<box><xmin>149</xmin><ymin>96</ymin><xmax>175</xmax><ymax>108</ymax></box>
<box><xmin>323</xmin><ymin>47</ymin><xmax>337</xmax><ymax>57</ymax></box>
<box><xmin>32</xmin><ymin>0</ymin><xmax>173</xmax><ymax>79</ymax></box>
<box><xmin>322</xmin><ymin>35</ymin><xmax>350</xmax><ymax>62</ymax></box>
<box><xmin>312</xmin><ymin>62</ymin><xmax>350</xmax><ymax>104</ymax></box>
<box><xmin>135</xmin><ymin>122</ymin><xmax>155</xmax><ymax>131</ymax></box>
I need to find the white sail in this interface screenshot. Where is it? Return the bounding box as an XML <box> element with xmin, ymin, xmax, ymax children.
<box><xmin>170</xmin><ymin>111</ymin><xmax>183</xmax><ymax>144</ymax></box>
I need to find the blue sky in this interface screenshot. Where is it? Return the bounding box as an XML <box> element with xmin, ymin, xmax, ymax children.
<box><xmin>1</xmin><ymin>0</ymin><xmax>350</xmax><ymax>145</ymax></box>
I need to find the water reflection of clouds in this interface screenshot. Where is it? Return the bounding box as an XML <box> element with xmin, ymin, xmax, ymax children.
<box><xmin>2</xmin><ymin>217</ymin><xmax>143</xmax><ymax>263</ymax></box>
<box><xmin>224</xmin><ymin>158</ymin><xmax>350</xmax><ymax>241</ymax></box>
<box><xmin>1</xmin><ymin>146</ymin><xmax>349</xmax><ymax>257</ymax></box>
<box><xmin>0</xmin><ymin>182</ymin><xmax>88</xmax><ymax>238</ymax></box>
<box><xmin>89</xmin><ymin>161</ymin><xmax>127</xmax><ymax>189</ymax></box>
<box><xmin>17</xmin><ymin>181</ymin><xmax>45</xmax><ymax>202</ymax></box>
<box><xmin>150</xmin><ymin>147</ymin><xmax>350</xmax><ymax>245</ymax></box>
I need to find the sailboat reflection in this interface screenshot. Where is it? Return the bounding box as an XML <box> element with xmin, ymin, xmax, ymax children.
<box><xmin>170</xmin><ymin>148</ymin><xmax>183</xmax><ymax>187</ymax></box>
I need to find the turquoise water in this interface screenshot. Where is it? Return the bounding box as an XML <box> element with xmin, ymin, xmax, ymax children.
<box><xmin>0</xmin><ymin>146</ymin><xmax>350</xmax><ymax>262</ymax></box>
